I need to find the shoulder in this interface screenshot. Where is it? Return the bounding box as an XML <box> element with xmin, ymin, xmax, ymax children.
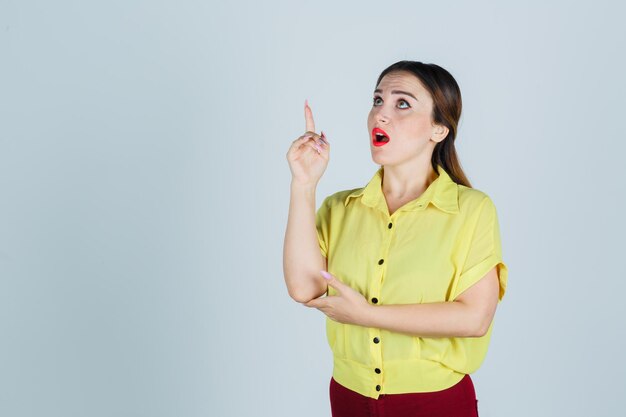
<box><xmin>319</xmin><ymin>187</ymin><xmax>363</xmax><ymax>208</ymax></box>
<box><xmin>457</xmin><ymin>184</ymin><xmax>499</xmax><ymax>216</ymax></box>
<box><xmin>456</xmin><ymin>185</ymin><xmax>503</xmax><ymax>232</ymax></box>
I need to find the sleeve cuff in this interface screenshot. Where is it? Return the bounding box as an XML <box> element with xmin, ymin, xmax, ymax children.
<box><xmin>452</xmin><ymin>254</ymin><xmax>508</xmax><ymax>302</ymax></box>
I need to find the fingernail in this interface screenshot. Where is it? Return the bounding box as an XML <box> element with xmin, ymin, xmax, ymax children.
<box><xmin>320</xmin><ymin>270</ymin><xmax>332</xmax><ymax>280</ymax></box>
<box><xmin>321</xmin><ymin>131</ymin><xmax>329</xmax><ymax>143</ymax></box>
<box><xmin>305</xmin><ymin>99</ymin><xmax>309</xmax><ymax>108</ymax></box>
<box><xmin>314</xmin><ymin>143</ymin><xmax>322</xmax><ymax>153</ymax></box>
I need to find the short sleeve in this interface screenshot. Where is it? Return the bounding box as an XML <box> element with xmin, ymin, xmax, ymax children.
<box><xmin>452</xmin><ymin>197</ymin><xmax>508</xmax><ymax>302</ymax></box>
<box><xmin>315</xmin><ymin>196</ymin><xmax>330</xmax><ymax>259</ymax></box>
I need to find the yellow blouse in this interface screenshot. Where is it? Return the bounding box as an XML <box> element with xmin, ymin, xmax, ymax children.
<box><xmin>315</xmin><ymin>164</ymin><xmax>508</xmax><ymax>399</ymax></box>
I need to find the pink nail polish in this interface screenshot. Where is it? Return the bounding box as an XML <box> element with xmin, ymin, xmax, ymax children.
<box><xmin>320</xmin><ymin>270</ymin><xmax>332</xmax><ymax>280</ymax></box>
<box><xmin>321</xmin><ymin>131</ymin><xmax>329</xmax><ymax>143</ymax></box>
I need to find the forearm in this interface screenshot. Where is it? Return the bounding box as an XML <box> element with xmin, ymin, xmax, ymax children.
<box><xmin>362</xmin><ymin>301</ymin><xmax>483</xmax><ymax>338</ymax></box>
<box><xmin>282</xmin><ymin>181</ymin><xmax>327</xmax><ymax>303</ymax></box>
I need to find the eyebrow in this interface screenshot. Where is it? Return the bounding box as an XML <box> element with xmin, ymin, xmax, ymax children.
<box><xmin>374</xmin><ymin>89</ymin><xmax>418</xmax><ymax>101</ymax></box>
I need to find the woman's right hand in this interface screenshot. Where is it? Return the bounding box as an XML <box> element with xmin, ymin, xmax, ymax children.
<box><xmin>286</xmin><ymin>100</ymin><xmax>330</xmax><ymax>186</ymax></box>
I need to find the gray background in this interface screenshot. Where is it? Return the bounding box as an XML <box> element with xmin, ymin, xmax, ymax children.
<box><xmin>1</xmin><ymin>1</ymin><xmax>625</xmax><ymax>416</ymax></box>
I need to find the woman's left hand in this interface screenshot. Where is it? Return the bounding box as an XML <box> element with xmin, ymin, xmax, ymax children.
<box><xmin>303</xmin><ymin>271</ymin><xmax>372</xmax><ymax>326</ymax></box>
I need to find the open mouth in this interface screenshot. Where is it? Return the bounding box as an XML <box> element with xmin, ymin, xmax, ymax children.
<box><xmin>372</xmin><ymin>128</ymin><xmax>390</xmax><ymax>146</ymax></box>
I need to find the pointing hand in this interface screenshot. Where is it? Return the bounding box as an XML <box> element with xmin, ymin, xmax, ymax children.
<box><xmin>286</xmin><ymin>100</ymin><xmax>331</xmax><ymax>186</ymax></box>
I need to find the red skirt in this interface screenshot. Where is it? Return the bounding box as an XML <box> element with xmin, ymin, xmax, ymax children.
<box><xmin>329</xmin><ymin>374</ymin><xmax>479</xmax><ymax>417</ymax></box>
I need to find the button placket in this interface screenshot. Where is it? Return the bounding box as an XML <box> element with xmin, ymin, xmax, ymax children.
<box><xmin>370</xmin><ymin>334</ymin><xmax>383</xmax><ymax>394</ymax></box>
<box><xmin>369</xmin><ymin>215</ymin><xmax>394</xmax><ymax>395</ymax></box>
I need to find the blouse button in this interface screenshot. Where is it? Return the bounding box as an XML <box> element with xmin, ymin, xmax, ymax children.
<box><xmin>371</xmin><ymin>297</ymin><xmax>378</xmax><ymax>304</ymax></box>
<box><xmin>375</xmin><ymin>368</ymin><xmax>381</xmax><ymax>374</ymax></box>
<box><xmin>388</xmin><ymin>222</ymin><xmax>392</xmax><ymax>229</ymax></box>
<box><xmin>376</xmin><ymin>385</ymin><xmax>381</xmax><ymax>391</ymax></box>
<box><xmin>378</xmin><ymin>259</ymin><xmax>384</xmax><ymax>265</ymax></box>
<box><xmin>373</xmin><ymin>337</ymin><xmax>380</xmax><ymax>344</ymax></box>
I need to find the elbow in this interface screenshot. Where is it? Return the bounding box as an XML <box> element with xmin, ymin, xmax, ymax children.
<box><xmin>284</xmin><ymin>271</ymin><xmax>327</xmax><ymax>303</ymax></box>
<box><xmin>473</xmin><ymin>325</ymin><xmax>487</xmax><ymax>338</ymax></box>
<box><xmin>289</xmin><ymin>290</ymin><xmax>311</xmax><ymax>304</ymax></box>
<box><xmin>472</xmin><ymin>317</ymin><xmax>493</xmax><ymax>337</ymax></box>
<box><xmin>287</xmin><ymin>287</ymin><xmax>317</xmax><ymax>304</ymax></box>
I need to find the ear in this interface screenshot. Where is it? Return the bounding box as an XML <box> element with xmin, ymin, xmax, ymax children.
<box><xmin>431</xmin><ymin>123</ymin><xmax>449</xmax><ymax>143</ymax></box>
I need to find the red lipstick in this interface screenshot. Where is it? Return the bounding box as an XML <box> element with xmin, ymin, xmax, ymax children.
<box><xmin>372</xmin><ymin>127</ymin><xmax>390</xmax><ymax>147</ymax></box>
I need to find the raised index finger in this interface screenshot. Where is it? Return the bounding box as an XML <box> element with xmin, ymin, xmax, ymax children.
<box><xmin>304</xmin><ymin>99</ymin><xmax>315</xmax><ymax>133</ymax></box>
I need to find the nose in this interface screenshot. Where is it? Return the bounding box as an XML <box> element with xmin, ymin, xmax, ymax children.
<box><xmin>374</xmin><ymin>105</ymin><xmax>390</xmax><ymax>125</ymax></box>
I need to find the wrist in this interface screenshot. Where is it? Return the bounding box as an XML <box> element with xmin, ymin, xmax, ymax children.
<box><xmin>360</xmin><ymin>303</ymin><xmax>376</xmax><ymax>328</ymax></box>
<box><xmin>290</xmin><ymin>180</ymin><xmax>317</xmax><ymax>195</ymax></box>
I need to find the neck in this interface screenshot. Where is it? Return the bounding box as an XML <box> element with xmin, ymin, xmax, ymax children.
<box><xmin>381</xmin><ymin>163</ymin><xmax>438</xmax><ymax>200</ymax></box>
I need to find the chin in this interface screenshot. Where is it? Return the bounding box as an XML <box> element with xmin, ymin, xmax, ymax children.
<box><xmin>370</xmin><ymin>152</ymin><xmax>390</xmax><ymax>166</ymax></box>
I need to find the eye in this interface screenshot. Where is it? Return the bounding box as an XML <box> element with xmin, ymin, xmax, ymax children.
<box><xmin>398</xmin><ymin>99</ymin><xmax>410</xmax><ymax>109</ymax></box>
<box><xmin>372</xmin><ymin>96</ymin><xmax>411</xmax><ymax>109</ymax></box>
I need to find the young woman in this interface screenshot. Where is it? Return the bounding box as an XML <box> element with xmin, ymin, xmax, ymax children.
<box><xmin>283</xmin><ymin>60</ymin><xmax>508</xmax><ymax>417</ymax></box>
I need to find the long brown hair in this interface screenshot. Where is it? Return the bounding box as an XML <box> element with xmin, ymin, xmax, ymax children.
<box><xmin>375</xmin><ymin>61</ymin><xmax>472</xmax><ymax>188</ymax></box>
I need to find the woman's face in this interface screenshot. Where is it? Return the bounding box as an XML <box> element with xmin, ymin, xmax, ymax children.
<box><xmin>367</xmin><ymin>71</ymin><xmax>447</xmax><ymax>167</ymax></box>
